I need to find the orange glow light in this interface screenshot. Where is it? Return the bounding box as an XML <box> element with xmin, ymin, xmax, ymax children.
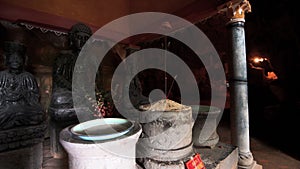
<box><xmin>253</xmin><ymin>57</ymin><xmax>264</xmax><ymax>63</ymax></box>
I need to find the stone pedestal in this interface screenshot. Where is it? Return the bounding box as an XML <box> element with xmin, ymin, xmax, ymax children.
<box><xmin>194</xmin><ymin>142</ymin><xmax>238</xmax><ymax>169</ymax></box>
<box><xmin>60</xmin><ymin>121</ymin><xmax>142</xmax><ymax>169</ymax></box>
<box><xmin>0</xmin><ymin>143</ymin><xmax>43</xmax><ymax>169</ymax></box>
<box><xmin>0</xmin><ymin>123</ymin><xmax>47</xmax><ymax>169</ymax></box>
<box><xmin>48</xmin><ymin>106</ymin><xmax>78</xmax><ymax>158</ymax></box>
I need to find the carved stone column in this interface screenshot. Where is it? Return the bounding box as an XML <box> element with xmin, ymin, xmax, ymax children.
<box><xmin>221</xmin><ymin>1</ymin><xmax>262</xmax><ymax>168</ymax></box>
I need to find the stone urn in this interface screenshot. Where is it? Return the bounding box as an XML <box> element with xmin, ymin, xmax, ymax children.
<box><xmin>137</xmin><ymin>99</ymin><xmax>195</xmax><ymax>169</ymax></box>
<box><xmin>191</xmin><ymin>105</ymin><xmax>221</xmax><ymax>148</ymax></box>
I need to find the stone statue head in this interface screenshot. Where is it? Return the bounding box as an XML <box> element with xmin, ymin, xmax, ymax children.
<box><xmin>69</xmin><ymin>22</ymin><xmax>92</xmax><ymax>52</ymax></box>
<box><xmin>3</xmin><ymin>41</ymin><xmax>27</xmax><ymax>73</ymax></box>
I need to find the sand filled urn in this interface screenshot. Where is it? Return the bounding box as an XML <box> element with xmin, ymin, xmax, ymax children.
<box><xmin>137</xmin><ymin>99</ymin><xmax>195</xmax><ymax>169</ymax></box>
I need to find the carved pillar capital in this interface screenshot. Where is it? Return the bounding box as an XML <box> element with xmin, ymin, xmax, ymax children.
<box><xmin>218</xmin><ymin>0</ymin><xmax>251</xmax><ymax>24</ymax></box>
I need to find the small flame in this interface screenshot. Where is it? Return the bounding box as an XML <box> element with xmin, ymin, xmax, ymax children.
<box><xmin>238</xmin><ymin>7</ymin><xmax>243</xmax><ymax>15</ymax></box>
<box><xmin>253</xmin><ymin>57</ymin><xmax>264</xmax><ymax>63</ymax></box>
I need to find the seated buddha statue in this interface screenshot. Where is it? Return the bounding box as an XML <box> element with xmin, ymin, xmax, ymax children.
<box><xmin>49</xmin><ymin>23</ymin><xmax>92</xmax><ymax>120</ymax></box>
<box><xmin>0</xmin><ymin>41</ymin><xmax>45</xmax><ymax>130</ymax></box>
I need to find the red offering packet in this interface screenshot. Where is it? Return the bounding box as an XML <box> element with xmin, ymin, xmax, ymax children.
<box><xmin>185</xmin><ymin>153</ymin><xmax>206</xmax><ymax>169</ymax></box>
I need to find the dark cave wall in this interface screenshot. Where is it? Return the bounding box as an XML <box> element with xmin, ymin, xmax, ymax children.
<box><xmin>0</xmin><ymin>20</ymin><xmax>68</xmax><ymax>69</ymax></box>
<box><xmin>244</xmin><ymin>0</ymin><xmax>300</xmax><ymax>159</ymax></box>
<box><xmin>245</xmin><ymin>0</ymin><xmax>300</xmax><ymax>101</ymax></box>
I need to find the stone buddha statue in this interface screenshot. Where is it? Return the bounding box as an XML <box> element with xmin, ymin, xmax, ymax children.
<box><xmin>48</xmin><ymin>23</ymin><xmax>92</xmax><ymax>158</ymax></box>
<box><xmin>49</xmin><ymin>23</ymin><xmax>92</xmax><ymax>121</ymax></box>
<box><xmin>0</xmin><ymin>41</ymin><xmax>45</xmax><ymax>130</ymax></box>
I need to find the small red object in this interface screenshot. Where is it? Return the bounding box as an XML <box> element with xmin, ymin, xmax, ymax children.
<box><xmin>185</xmin><ymin>153</ymin><xmax>206</xmax><ymax>169</ymax></box>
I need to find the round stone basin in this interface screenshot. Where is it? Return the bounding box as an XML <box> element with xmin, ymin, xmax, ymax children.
<box><xmin>70</xmin><ymin>118</ymin><xmax>134</xmax><ymax>141</ymax></box>
<box><xmin>191</xmin><ymin>105</ymin><xmax>221</xmax><ymax>148</ymax></box>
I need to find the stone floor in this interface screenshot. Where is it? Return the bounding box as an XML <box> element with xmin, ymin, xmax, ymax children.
<box><xmin>42</xmin><ymin>114</ymin><xmax>300</xmax><ymax>169</ymax></box>
<box><xmin>216</xmin><ymin>120</ymin><xmax>300</xmax><ymax>169</ymax></box>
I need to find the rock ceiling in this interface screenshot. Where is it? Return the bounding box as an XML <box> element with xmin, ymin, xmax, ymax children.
<box><xmin>0</xmin><ymin>0</ymin><xmax>237</xmax><ymax>45</ymax></box>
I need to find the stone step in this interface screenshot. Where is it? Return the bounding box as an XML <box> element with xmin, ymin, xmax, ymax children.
<box><xmin>194</xmin><ymin>142</ymin><xmax>239</xmax><ymax>169</ymax></box>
